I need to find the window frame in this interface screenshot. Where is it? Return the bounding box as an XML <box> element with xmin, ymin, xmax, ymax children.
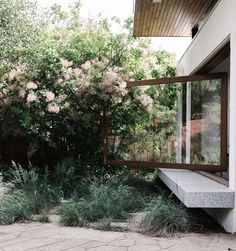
<box><xmin>103</xmin><ymin>72</ymin><xmax>228</xmax><ymax>172</ymax></box>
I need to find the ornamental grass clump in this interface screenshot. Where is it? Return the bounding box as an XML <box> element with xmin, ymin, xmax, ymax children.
<box><xmin>140</xmin><ymin>199</ymin><xmax>194</xmax><ymax>237</ymax></box>
<box><xmin>0</xmin><ymin>163</ymin><xmax>62</xmax><ymax>225</ymax></box>
<box><xmin>9</xmin><ymin>162</ymin><xmax>61</xmax><ymax>213</ymax></box>
<box><xmin>94</xmin><ymin>218</ymin><xmax>128</xmax><ymax>232</ymax></box>
<box><xmin>59</xmin><ymin>182</ymin><xmax>146</xmax><ymax>226</ymax></box>
<box><xmin>0</xmin><ymin>190</ymin><xmax>31</xmax><ymax>225</ymax></box>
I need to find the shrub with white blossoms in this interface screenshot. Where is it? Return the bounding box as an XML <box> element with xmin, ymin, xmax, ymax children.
<box><xmin>0</xmin><ymin>58</ymin><xmax>135</xmax><ymax>157</ymax></box>
<box><xmin>0</xmin><ymin>0</ymin><xmax>177</xmax><ymax>163</ymax></box>
<box><xmin>135</xmin><ymin>94</ymin><xmax>154</xmax><ymax>113</ymax></box>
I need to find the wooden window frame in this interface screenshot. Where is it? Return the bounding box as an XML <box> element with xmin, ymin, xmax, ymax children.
<box><xmin>103</xmin><ymin>72</ymin><xmax>228</xmax><ymax>172</ymax></box>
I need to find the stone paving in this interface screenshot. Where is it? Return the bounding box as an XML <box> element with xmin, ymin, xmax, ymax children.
<box><xmin>0</xmin><ymin>222</ymin><xmax>236</xmax><ymax>251</ymax></box>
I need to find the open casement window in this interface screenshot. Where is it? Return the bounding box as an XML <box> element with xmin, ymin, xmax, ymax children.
<box><xmin>103</xmin><ymin>73</ymin><xmax>228</xmax><ymax>171</ymax></box>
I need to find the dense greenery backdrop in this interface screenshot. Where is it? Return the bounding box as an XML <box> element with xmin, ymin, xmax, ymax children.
<box><xmin>0</xmin><ymin>0</ymin><xmax>177</xmax><ymax>166</ymax></box>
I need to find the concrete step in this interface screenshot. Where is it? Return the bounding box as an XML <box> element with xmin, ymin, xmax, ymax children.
<box><xmin>159</xmin><ymin>169</ymin><xmax>234</xmax><ymax>208</ymax></box>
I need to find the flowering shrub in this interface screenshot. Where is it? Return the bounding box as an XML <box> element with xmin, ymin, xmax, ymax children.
<box><xmin>0</xmin><ymin>0</ymin><xmax>176</xmax><ymax>164</ymax></box>
<box><xmin>0</xmin><ymin>57</ymin><xmax>134</xmax><ymax>158</ymax></box>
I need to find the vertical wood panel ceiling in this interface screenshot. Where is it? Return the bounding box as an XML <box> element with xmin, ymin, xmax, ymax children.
<box><xmin>133</xmin><ymin>0</ymin><xmax>216</xmax><ymax>37</ymax></box>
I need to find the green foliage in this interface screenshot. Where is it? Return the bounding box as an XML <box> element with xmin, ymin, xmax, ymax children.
<box><xmin>140</xmin><ymin>199</ymin><xmax>194</xmax><ymax>237</ymax></box>
<box><xmin>0</xmin><ymin>163</ymin><xmax>62</xmax><ymax>225</ymax></box>
<box><xmin>35</xmin><ymin>214</ymin><xmax>50</xmax><ymax>223</ymax></box>
<box><xmin>0</xmin><ymin>0</ymin><xmax>177</xmax><ymax>166</ymax></box>
<box><xmin>94</xmin><ymin>218</ymin><xmax>111</xmax><ymax>231</ymax></box>
<box><xmin>94</xmin><ymin>218</ymin><xmax>128</xmax><ymax>232</ymax></box>
<box><xmin>52</xmin><ymin>158</ymin><xmax>79</xmax><ymax>198</ymax></box>
<box><xmin>59</xmin><ymin>202</ymin><xmax>88</xmax><ymax>227</ymax></box>
<box><xmin>0</xmin><ymin>0</ymin><xmax>46</xmax><ymax>73</ymax></box>
<box><xmin>59</xmin><ymin>182</ymin><xmax>146</xmax><ymax>226</ymax></box>
<box><xmin>114</xmin><ymin>174</ymin><xmax>161</xmax><ymax>196</ymax></box>
<box><xmin>0</xmin><ymin>190</ymin><xmax>31</xmax><ymax>224</ymax></box>
<box><xmin>9</xmin><ymin>162</ymin><xmax>61</xmax><ymax>213</ymax></box>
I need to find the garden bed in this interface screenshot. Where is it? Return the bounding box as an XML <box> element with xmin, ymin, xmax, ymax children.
<box><xmin>0</xmin><ymin>159</ymin><xmax>224</xmax><ymax>237</ymax></box>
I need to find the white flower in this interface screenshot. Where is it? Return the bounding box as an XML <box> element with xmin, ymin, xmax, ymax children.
<box><xmin>63</xmin><ymin>102</ymin><xmax>70</xmax><ymax>109</ymax></box>
<box><xmin>19</xmin><ymin>89</ymin><xmax>26</xmax><ymax>98</ymax></box>
<box><xmin>74</xmin><ymin>68</ymin><xmax>82</xmax><ymax>78</ymax></box>
<box><xmin>67</xmin><ymin>67</ymin><xmax>73</xmax><ymax>75</ymax></box>
<box><xmin>96</xmin><ymin>61</ymin><xmax>105</xmax><ymax>70</ymax></box>
<box><xmin>64</xmin><ymin>73</ymin><xmax>70</xmax><ymax>80</ymax></box>
<box><xmin>26</xmin><ymin>81</ymin><xmax>38</xmax><ymax>90</ymax></box>
<box><xmin>81</xmin><ymin>61</ymin><xmax>91</xmax><ymax>70</ymax></box>
<box><xmin>3</xmin><ymin>97</ymin><xmax>11</xmax><ymax>106</ymax></box>
<box><xmin>119</xmin><ymin>81</ymin><xmax>127</xmax><ymax>89</ymax></box>
<box><xmin>45</xmin><ymin>91</ymin><xmax>55</xmax><ymax>102</ymax></box>
<box><xmin>48</xmin><ymin>103</ymin><xmax>60</xmax><ymax>113</ymax></box>
<box><xmin>104</xmin><ymin>70</ymin><xmax>117</xmax><ymax>84</ymax></box>
<box><xmin>60</xmin><ymin>58</ymin><xmax>73</xmax><ymax>68</ymax></box>
<box><xmin>136</xmin><ymin>94</ymin><xmax>154</xmax><ymax>112</ymax></box>
<box><xmin>27</xmin><ymin>93</ymin><xmax>37</xmax><ymax>103</ymax></box>
<box><xmin>58</xmin><ymin>94</ymin><xmax>67</xmax><ymax>101</ymax></box>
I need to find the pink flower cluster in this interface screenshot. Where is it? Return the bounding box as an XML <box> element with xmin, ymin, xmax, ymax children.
<box><xmin>27</xmin><ymin>93</ymin><xmax>37</xmax><ymax>103</ymax></box>
<box><xmin>26</xmin><ymin>82</ymin><xmax>38</xmax><ymax>90</ymax></box>
<box><xmin>136</xmin><ymin>94</ymin><xmax>154</xmax><ymax>112</ymax></box>
<box><xmin>45</xmin><ymin>91</ymin><xmax>55</xmax><ymax>102</ymax></box>
<box><xmin>60</xmin><ymin>59</ymin><xmax>73</xmax><ymax>68</ymax></box>
<box><xmin>99</xmin><ymin>70</ymin><xmax>128</xmax><ymax>102</ymax></box>
<box><xmin>47</xmin><ymin>103</ymin><xmax>60</xmax><ymax>113</ymax></box>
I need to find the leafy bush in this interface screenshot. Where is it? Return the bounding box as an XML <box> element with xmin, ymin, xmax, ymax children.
<box><xmin>0</xmin><ymin>0</ymin><xmax>176</xmax><ymax>166</ymax></box>
<box><xmin>140</xmin><ymin>199</ymin><xmax>194</xmax><ymax>237</ymax></box>
<box><xmin>59</xmin><ymin>182</ymin><xmax>146</xmax><ymax>226</ymax></box>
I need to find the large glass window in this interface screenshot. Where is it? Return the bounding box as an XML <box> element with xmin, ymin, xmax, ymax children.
<box><xmin>104</xmin><ymin>73</ymin><xmax>227</xmax><ymax>171</ymax></box>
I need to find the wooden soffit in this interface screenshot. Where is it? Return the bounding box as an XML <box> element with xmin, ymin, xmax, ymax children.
<box><xmin>133</xmin><ymin>0</ymin><xmax>216</xmax><ymax>37</ymax></box>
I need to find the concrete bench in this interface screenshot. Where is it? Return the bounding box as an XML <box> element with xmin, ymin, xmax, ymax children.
<box><xmin>159</xmin><ymin>169</ymin><xmax>234</xmax><ymax>208</ymax></box>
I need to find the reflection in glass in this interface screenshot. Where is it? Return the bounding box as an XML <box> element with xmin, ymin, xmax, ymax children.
<box><xmin>108</xmin><ymin>79</ymin><xmax>221</xmax><ymax>165</ymax></box>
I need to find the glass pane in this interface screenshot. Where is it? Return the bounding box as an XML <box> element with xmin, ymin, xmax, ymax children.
<box><xmin>107</xmin><ymin>79</ymin><xmax>222</xmax><ymax>165</ymax></box>
<box><xmin>188</xmin><ymin>79</ymin><xmax>221</xmax><ymax>165</ymax></box>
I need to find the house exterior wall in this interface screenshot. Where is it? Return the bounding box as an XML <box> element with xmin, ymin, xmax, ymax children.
<box><xmin>177</xmin><ymin>0</ymin><xmax>236</xmax><ymax>233</ymax></box>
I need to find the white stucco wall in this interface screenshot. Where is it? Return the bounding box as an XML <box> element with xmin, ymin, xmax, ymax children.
<box><xmin>177</xmin><ymin>0</ymin><xmax>236</xmax><ymax>233</ymax></box>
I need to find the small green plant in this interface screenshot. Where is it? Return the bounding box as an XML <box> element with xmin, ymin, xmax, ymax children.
<box><xmin>140</xmin><ymin>199</ymin><xmax>194</xmax><ymax>237</ymax></box>
<box><xmin>35</xmin><ymin>214</ymin><xmax>50</xmax><ymax>223</ymax></box>
<box><xmin>94</xmin><ymin>218</ymin><xmax>111</xmax><ymax>231</ymax></box>
<box><xmin>59</xmin><ymin>202</ymin><xmax>88</xmax><ymax>227</ymax></box>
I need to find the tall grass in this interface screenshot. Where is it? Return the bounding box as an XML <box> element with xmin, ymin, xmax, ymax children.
<box><xmin>140</xmin><ymin>198</ymin><xmax>194</xmax><ymax>237</ymax></box>
<box><xmin>0</xmin><ymin>190</ymin><xmax>31</xmax><ymax>224</ymax></box>
<box><xmin>59</xmin><ymin>182</ymin><xmax>146</xmax><ymax>226</ymax></box>
<box><xmin>52</xmin><ymin>158</ymin><xmax>79</xmax><ymax>198</ymax></box>
<box><xmin>0</xmin><ymin>163</ymin><xmax>62</xmax><ymax>224</ymax></box>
